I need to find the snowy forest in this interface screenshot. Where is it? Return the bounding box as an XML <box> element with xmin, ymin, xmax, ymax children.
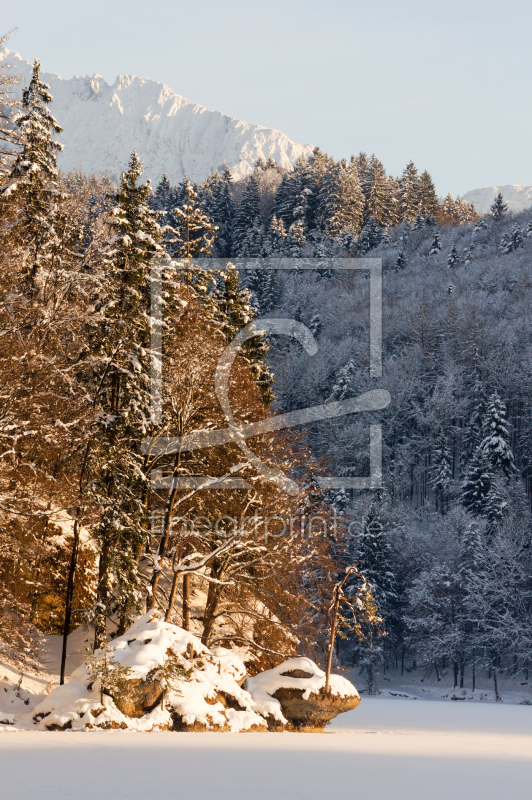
<box><xmin>2</xmin><ymin>46</ymin><xmax>532</xmax><ymax>702</ymax></box>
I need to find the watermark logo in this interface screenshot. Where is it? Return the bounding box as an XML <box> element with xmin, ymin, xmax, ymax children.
<box><xmin>142</xmin><ymin>257</ymin><xmax>389</xmax><ymax>495</ymax></box>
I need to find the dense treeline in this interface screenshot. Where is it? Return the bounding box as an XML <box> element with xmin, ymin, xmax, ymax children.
<box><xmin>152</xmin><ymin>150</ymin><xmax>477</xmax><ymax>262</ymax></box>
<box><xmin>2</xmin><ymin>46</ymin><xmax>531</xmax><ymax>699</ymax></box>
<box><xmin>251</xmin><ymin>199</ymin><xmax>532</xmax><ymax>695</ymax></box>
<box><xmin>0</xmin><ymin>53</ymin><xmax>351</xmax><ymax>675</ymax></box>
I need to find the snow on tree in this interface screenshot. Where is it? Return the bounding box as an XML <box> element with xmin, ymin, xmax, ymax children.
<box><xmin>431</xmin><ymin>432</ymin><xmax>453</xmax><ymax>514</ymax></box>
<box><xmin>170</xmin><ymin>177</ymin><xmax>217</xmax><ymax>261</ymax></box>
<box><xmin>417</xmin><ymin>170</ymin><xmax>440</xmax><ymax>218</ymax></box>
<box><xmin>499</xmin><ymin>223</ymin><xmax>523</xmax><ymax>254</ymax></box>
<box><xmin>461</xmin><ymin>446</ymin><xmax>493</xmax><ymax>516</ymax></box>
<box><xmin>394</xmin><ymin>249</ymin><xmax>407</xmax><ymax>270</ymax></box>
<box><xmin>233</xmin><ymin>174</ymin><xmax>261</xmax><ymax>254</ymax></box>
<box><xmin>0</xmin><ymin>36</ymin><xmax>22</xmax><ymax>179</ymax></box>
<box><xmin>358</xmin><ymin>217</ymin><xmax>383</xmax><ymax>253</ymax></box>
<box><xmin>5</xmin><ymin>58</ymin><xmax>63</xmax><ymax>280</ymax></box>
<box><xmin>480</xmin><ymin>392</ymin><xmax>515</xmax><ymax>478</ymax></box>
<box><xmin>429</xmin><ymin>231</ymin><xmax>442</xmax><ymax>255</ymax></box>
<box><xmin>398</xmin><ymin>161</ymin><xmax>420</xmax><ymax>222</ymax></box>
<box><xmin>88</xmin><ymin>151</ymin><xmax>163</xmax><ymax>646</ymax></box>
<box><xmin>490</xmin><ymin>192</ymin><xmax>508</xmax><ymax>220</ymax></box>
<box><xmin>447</xmin><ymin>243</ymin><xmax>460</xmax><ymax>268</ymax></box>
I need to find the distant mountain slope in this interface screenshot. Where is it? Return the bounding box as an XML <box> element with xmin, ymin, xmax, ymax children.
<box><xmin>2</xmin><ymin>50</ymin><xmax>313</xmax><ymax>184</ymax></box>
<box><xmin>461</xmin><ymin>184</ymin><xmax>532</xmax><ymax>215</ymax></box>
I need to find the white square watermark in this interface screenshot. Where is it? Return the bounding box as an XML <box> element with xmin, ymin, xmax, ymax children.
<box><xmin>142</xmin><ymin>257</ymin><xmax>389</xmax><ymax>494</ymax></box>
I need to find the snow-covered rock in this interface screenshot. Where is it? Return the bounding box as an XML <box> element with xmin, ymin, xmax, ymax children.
<box><xmin>1</xmin><ymin>49</ymin><xmax>313</xmax><ymax>185</ymax></box>
<box><xmin>245</xmin><ymin>657</ymin><xmax>360</xmax><ymax>730</ymax></box>
<box><xmin>461</xmin><ymin>185</ymin><xmax>532</xmax><ymax>215</ymax></box>
<box><xmin>33</xmin><ymin>614</ymin><xmax>266</xmax><ymax>732</ymax></box>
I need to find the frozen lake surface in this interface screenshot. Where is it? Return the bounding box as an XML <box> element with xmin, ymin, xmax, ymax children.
<box><xmin>2</xmin><ymin>697</ymin><xmax>532</xmax><ymax>799</ymax></box>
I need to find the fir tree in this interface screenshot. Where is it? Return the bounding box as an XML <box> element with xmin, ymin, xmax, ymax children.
<box><xmin>490</xmin><ymin>192</ymin><xmax>508</xmax><ymax>220</ymax></box>
<box><xmin>394</xmin><ymin>249</ymin><xmax>407</xmax><ymax>270</ymax></box>
<box><xmin>431</xmin><ymin>432</ymin><xmax>453</xmax><ymax>514</ymax></box>
<box><xmin>417</xmin><ymin>170</ymin><xmax>440</xmax><ymax>218</ymax></box>
<box><xmin>366</xmin><ymin>157</ymin><xmax>390</xmax><ymax>226</ymax></box>
<box><xmin>459</xmin><ymin>521</ymin><xmax>482</xmax><ymax>576</ymax></box>
<box><xmin>171</xmin><ymin>177</ymin><xmax>217</xmax><ymax>261</ymax></box>
<box><xmin>500</xmin><ymin>223</ymin><xmax>523</xmax><ymax>254</ymax></box>
<box><xmin>358</xmin><ymin>217</ymin><xmax>383</xmax><ymax>253</ymax></box>
<box><xmin>207</xmin><ymin>263</ymin><xmax>274</xmax><ymax>404</ymax></box>
<box><xmin>233</xmin><ymin>174</ymin><xmax>261</xmax><ymax>254</ymax></box>
<box><xmin>447</xmin><ymin>244</ymin><xmax>460</xmax><ymax>268</ymax></box>
<box><xmin>429</xmin><ymin>232</ymin><xmax>442</xmax><ymax>255</ymax></box>
<box><xmin>461</xmin><ymin>446</ymin><xmax>493</xmax><ymax>516</ymax></box>
<box><xmin>309</xmin><ymin>312</ymin><xmax>322</xmax><ymax>338</ymax></box>
<box><xmin>480</xmin><ymin>392</ymin><xmax>515</xmax><ymax>478</ymax></box>
<box><xmin>89</xmin><ymin>151</ymin><xmax>162</xmax><ymax>646</ymax></box>
<box><xmin>7</xmin><ymin>59</ymin><xmax>63</xmax><ymax>280</ymax></box>
<box><xmin>398</xmin><ymin>161</ymin><xmax>420</xmax><ymax>222</ymax></box>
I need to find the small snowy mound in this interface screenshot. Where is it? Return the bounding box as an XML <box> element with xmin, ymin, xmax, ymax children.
<box><xmin>245</xmin><ymin>657</ymin><xmax>360</xmax><ymax>730</ymax></box>
<box><xmin>33</xmin><ymin>613</ymin><xmax>265</xmax><ymax>732</ymax></box>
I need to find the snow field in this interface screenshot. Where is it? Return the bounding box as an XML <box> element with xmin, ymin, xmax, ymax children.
<box><xmin>2</xmin><ymin>698</ymin><xmax>531</xmax><ymax>800</ymax></box>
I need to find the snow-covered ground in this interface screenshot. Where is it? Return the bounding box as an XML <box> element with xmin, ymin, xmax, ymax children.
<box><xmin>1</xmin><ymin>698</ymin><xmax>531</xmax><ymax>800</ymax></box>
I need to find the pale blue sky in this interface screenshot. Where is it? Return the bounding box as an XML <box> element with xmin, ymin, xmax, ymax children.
<box><xmin>3</xmin><ymin>0</ymin><xmax>532</xmax><ymax>195</ymax></box>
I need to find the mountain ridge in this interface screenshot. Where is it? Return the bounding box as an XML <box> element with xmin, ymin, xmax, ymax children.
<box><xmin>1</xmin><ymin>49</ymin><xmax>313</xmax><ymax>184</ymax></box>
<box><xmin>461</xmin><ymin>184</ymin><xmax>532</xmax><ymax>215</ymax></box>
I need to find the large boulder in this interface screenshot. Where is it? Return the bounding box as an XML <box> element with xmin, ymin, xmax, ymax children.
<box><xmin>245</xmin><ymin>657</ymin><xmax>360</xmax><ymax>731</ymax></box>
<box><xmin>33</xmin><ymin>614</ymin><xmax>265</xmax><ymax>732</ymax></box>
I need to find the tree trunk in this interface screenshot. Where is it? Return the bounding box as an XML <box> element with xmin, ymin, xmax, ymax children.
<box><xmin>493</xmin><ymin>669</ymin><xmax>501</xmax><ymax>702</ymax></box>
<box><xmin>60</xmin><ymin>518</ymin><xmax>80</xmax><ymax>685</ymax></box>
<box><xmin>182</xmin><ymin>574</ymin><xmax>191</xmax><ymax>631</ymax></box>
<box><xmin>325</xmin><ymin>588</ymin><xmax>340</xmax><ymax>695</ymax></box>
<box><xmin>472</xmin><ymin>663</ymin><xmax>476</xmax><ymax>693</ymax></box>
<box><xmin>201</xmin><ymin>577</ymin><xmax>222</xmax><ymax>645</ymax></box>
<box><xmin>453</xmin><ymin>660</ymin><xmax>458</xmax><ymax>689</ymax></box>
<box><xmin>460</xmin><ymin>659</ymin><xmax>464</xmax><ymax>689</ymax></box>
<box><xmin>94</xmin><ymin>539</ymin><xmax>110</xmax><ymax>649</ymax></box>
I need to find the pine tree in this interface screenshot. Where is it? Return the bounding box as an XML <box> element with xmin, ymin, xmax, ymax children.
<box><xmin>233</xmin><ymin>174</ymin><xmax>261</xmax><ymax>254</ymax></box>
<box><xmin>490</xmin><ymin>192</ymin><xmax>508</xmax><ymax>220</ymax></box>
<box><xmin>203</xmin><ymin>166</ymin><xmax>234</xmax><ymax>256</ymax></box>
<box><xmin>327</xmin><ymin>359</ymin><xmax>357</xmax><ymax>401</ymax></box>
<box><xmin>285</xmin><ymin>219</ymin><xmax>306</xmax><ymax>255</ymax></box>
<box><xmin>89</xmin><ymin>151</ymin><xmax>163</xmax><ymax>646</ymax></box>
<box><xmin>459</xmin><ymin>521</ymin><xmax>482</xmax><ymax>576</ymax></box>
<box><xmin>480</xmin><ymin>392</ymin><xmax>515</xmax><ymax>478</ymax></box>
<box><xmin>394</xmin><ymin>250</ymin><xmax>407</xmax><ymax>270</ymax></box>
<box><xmin>431</xmin><ymin>432</ymin><xmax>453</xmax><ymax>514</ymax></box>
<box><xmin>207</xmin><ymin>263</ymin><xmax>274</xmax><ymax>404</ymax></box>
<box><xmin>267</xmin><ymin>213</ymin><xmax>287</xmax><ymax>254</ymax></box>
<box><xmin>309</xmin><ymin>312</ymin><xmax>322</xmax><ymax>338</ymax></box>
<box><xmin>358</xmin><ymin>217</ymin><xmax>383</xmax><ymax>253</ymax></box>
<box><xmin>171</xmin><ymin>177</ymin><xmax>217</xmax><ymax>261</ymax></box>
<box><xmin>443</xmin><ymin>193</ymin><xmax>457</xmax><ymax>219</ymax></box>
<box><xmin>463</xmin><ymin>245</ymin><xmax>474</xmax><ymax>266</ymax></box>
<box><xmin>398</xmin><ymin>161</ymin><xmax>420</xmax><ymax>222</ymax></box>
<box><xmin>0</xmin><ymin>37</ymin><xmax>23</xmax><ymax>180</ymax></box>
<box><xmin>429</xmin><ymin>232</ymin><xmax>442</xmax><ymax>255</ymax></box>
<box><xmin>366</xmin><ymin>157</ymin><xmax>390</xmax><ymax>226</ymax></box>
<box><xmin>461</xmin><ymin>446</ymin><xmax>493</xmax><ymax>516</ymax></box>
<box><xmin>6</xmin><ymin>59</ymin><xmax>63</xmax><ymax>280</ymax></box>
<box><xmin>500</xmin><ymin>223</ymin><xmax>523</xmax><ymax>254</ymax></box>
<box><xmin>447</xmin><ymin>244</ymin><xmax>460</xmax><ymax>268</ymax></box>
<box><xmin>417</xmin><ymin>170</ymin><xmax>440</xmax><ymax>218</ymax></box>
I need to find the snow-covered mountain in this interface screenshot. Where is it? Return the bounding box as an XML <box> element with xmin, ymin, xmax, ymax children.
<box><xmin>461</xmin><ymin>184</ymin><xmax>532</xmax><ymax>215</ymax></box>
<box><xmin>2</xmin><ymin>50</ymin><xmax>313</xmax><ymax>184</ymax></box>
